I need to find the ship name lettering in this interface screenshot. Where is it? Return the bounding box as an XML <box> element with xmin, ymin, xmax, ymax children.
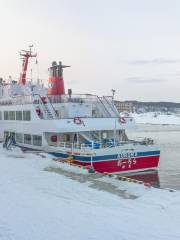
<box><xmin>118</xmin><ymin>152</ymin><xmax>137</xmax><ymax>159</ymax></box>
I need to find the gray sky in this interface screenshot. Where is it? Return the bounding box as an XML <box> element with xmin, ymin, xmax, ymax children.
<box><xmin>0</xmin><ymin>0</ymin><xmax>180</xmax><ymax>102</ymax></box>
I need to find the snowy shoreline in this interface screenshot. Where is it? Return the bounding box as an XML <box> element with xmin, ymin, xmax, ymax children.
<box><xmin>132</xmin><ymin>112</ymin><xmax>180</xmax><ymax>125</ymax></box>
<box><xmin>0</xmin><ymin>145</ymin><xmax>180</xmax><ymax>239</ymax></box>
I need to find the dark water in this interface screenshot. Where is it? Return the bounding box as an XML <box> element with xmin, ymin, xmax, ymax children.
<box><xmin>127</xmin><ymin>124</ymin><xmax>180</xmax><ymax>190</ymax></box>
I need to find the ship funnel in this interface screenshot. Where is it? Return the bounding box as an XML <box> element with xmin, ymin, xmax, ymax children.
<box><xmin>48</xmin><ymin>61</ymin><xmax>70</xmax><ymax>95</ymax></box>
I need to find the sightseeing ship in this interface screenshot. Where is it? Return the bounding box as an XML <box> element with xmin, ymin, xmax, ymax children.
<box><xmin>0</xmin><ymin>47</ymin><xmax>160</xmax><ymax>173</ymax></box>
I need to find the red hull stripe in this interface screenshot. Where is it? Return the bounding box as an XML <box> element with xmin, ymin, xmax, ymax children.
<box><xmin>74</xmin><ymin>155</ymin><xmax>160</xmax><ymax>173</ymax></box>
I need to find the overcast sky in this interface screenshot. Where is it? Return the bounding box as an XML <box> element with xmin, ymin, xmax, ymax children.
<box><xmin>0</xmin><ymin>0</ymin><xmax>180</xmax><ymax>102</ymax></box>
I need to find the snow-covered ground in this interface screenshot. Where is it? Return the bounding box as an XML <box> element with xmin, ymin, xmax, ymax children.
<box><xmin>132</xmin><ymin>112</ymin><xmax>180</xmax><ymax>125</ymax></box>
<box><xmin>0</xmin><ymin>146</ymin><xmax>180</xmax><ymax>240</ymax></box>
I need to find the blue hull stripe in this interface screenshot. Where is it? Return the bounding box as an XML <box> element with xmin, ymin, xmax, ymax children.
<box><xmin>18</xmin><ymin>145</ymin><xmax>160</xmax><ymax>162</ymax></box>
<box><xmin>51</xmin><ymin>150</ymin><xmax>160</xmax><ymax>162</ymax></box>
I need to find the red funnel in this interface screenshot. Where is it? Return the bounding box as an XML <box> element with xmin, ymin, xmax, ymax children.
<box><xmin>48</xmin><ymin>61</ymin><xmax>70</xmax><ymax>95</ymax></box>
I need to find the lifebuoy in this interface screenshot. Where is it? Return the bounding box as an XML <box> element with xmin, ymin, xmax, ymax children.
<box><xmin>51</xmin><ymin>135</ymin><xmax>57</xmax><ymax>142</ymax></box>
<box><xmin>118</xmin><ymin>117</ymin><xmax>126</xmax><ymax>124</ymax></box>
<box><xmin>74</xmin><ymin>117</ymin><xmax>82</xmax><ymax>125</ymax></box>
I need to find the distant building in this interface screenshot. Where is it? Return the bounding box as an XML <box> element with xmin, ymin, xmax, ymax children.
<box><xmin>114</xmin><ymin>101</ymin><xmax>133</xmax><ymax>113</ymax></box>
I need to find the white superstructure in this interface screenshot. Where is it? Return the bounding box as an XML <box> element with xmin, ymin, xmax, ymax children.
<box><xmin>0</xmin><ymin>47</ymin><xmax>160</xmax><ymax>174</ymax></box>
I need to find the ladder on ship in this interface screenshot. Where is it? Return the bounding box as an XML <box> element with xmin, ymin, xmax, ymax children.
<box><xmin>97</xmin><ymin>96</ymin><xmax>111</xmax><ymax>117</ymax></box>
<box><xmin>102</xmin><ymin>96</ymin><xmax>119</xmax><ymax>117</ymax></box>
<box><xmin>34</xmin><ymin>95</ymin><xmax>58</xmax><ymax>119</ymax></box>
<box><xmin>42</xmin><ymin>103</ymin><xmax>54</xmax><ymax>119</ymax></box>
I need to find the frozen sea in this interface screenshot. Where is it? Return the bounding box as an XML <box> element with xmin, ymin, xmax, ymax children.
<box><xmin>127</xmin><ymin>124</ymin><xmax>180</xmax><ymax>190</ymax></box>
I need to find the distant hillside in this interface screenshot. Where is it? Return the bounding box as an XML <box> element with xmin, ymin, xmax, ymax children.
<box><xmin>125</xmin><ymin>101</ymin><xmax>180</xmax><ymax>109</ymax></box>
<box><xmin>121</xmin><ymin>101</ymin><xmax>180</xmax><ymax>113</ymax></box>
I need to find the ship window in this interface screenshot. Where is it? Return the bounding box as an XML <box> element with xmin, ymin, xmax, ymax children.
<box><xmin>4</xmin><ymin>111</ymin><xmax>9</xmax><ymax>120</ymax></box>
<box><xmin>24</xmin><ymin>134</ymin><xmax>31</xmax><ymax>144</ymax></box>
<box><xmin>9</xmin><ymin>111</ymin><xmax>15</xmax><ymax>120</ymax></box>
<box><xmin>65</xmin><ymin>134</ymin><xmax>70</xmax><ymax>142</ymax></box>
<box><xmin>23</xmin><ymin>111</ymin><xmax>31</xmax><ymax>121</ymax></box>
<box><xmin>16</xmin><ymin>133</ymin><xmax>23</xmax><ymax>143</ymax></box>
<box><xmin>0</xmin><ymin>111</ymin><xmax>2</xmax><ymax>120</ymax></box>
<box><xmin>32</xmin><ymin>135</ymin><xmax>42</xmax><ymax>146</ymax></box>
<box><xmin>16</xmin><ymin>111</ymin><xmax>22</xmax><ymax>120</ymax></box>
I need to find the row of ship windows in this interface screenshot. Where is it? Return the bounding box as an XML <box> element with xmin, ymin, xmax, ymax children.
<box><xmin>0</xmin><ymin>111</ymin><xmax>31</xmax><ymax>121</ymax></box>
<box><xmin>5</xmin><ymin>131</ymin><xmax>42</xmax><ymax>146</ymax></box>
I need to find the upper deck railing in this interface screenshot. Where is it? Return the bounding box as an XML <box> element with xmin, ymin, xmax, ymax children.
<box><xmin>48</xmin><ymin>94</ymin><xmax>100</xmax><ymax>104</ymax></box>
<box><xmin>0</xmin><ymin>93</ymin><xmax>105</xmax><ymax>105</ymax></box>
<box><xmin>0</xmin><ymin>93</ymin><xmax>121</xmax><ymax>119</ymax></box>
<box><xmin>56</xmin><ymin>138</ymin><xmax>154</xmax><ymax>154</ymax></box>
<box><xmin>0</xmin><ymin>94</ymin><xmax>33</xmax><ymax>105</ymax></box>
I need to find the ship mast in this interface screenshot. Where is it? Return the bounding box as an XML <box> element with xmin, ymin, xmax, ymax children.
<box><xmin>18</xmin><ymin>45</ymin><xmax>37</xmax><ymax>85</ymax></box>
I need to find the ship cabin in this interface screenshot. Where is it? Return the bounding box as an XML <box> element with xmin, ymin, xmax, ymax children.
<box><xmin>0</xmin><ymin>81</ymin><xmax>135</xmax><ymax>151</ymax></box>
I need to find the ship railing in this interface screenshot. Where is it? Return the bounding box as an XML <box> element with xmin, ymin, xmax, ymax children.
<box><xmin>128</xmin><ymin>138</ymin><xmax>154</xmax><ymax>145</ymax></box>
<box><xmin>48</xmin><ymin>94</ymin><xmax>120</xmax><ymax>118</ymax></box>
<box><xmin>0</xmin><ymin>94</ymin><xmax>34</xmax><ymax>105</ymax></box>
<box><xmin>0</xmin><ymin>94</ymin><xmax>98</xmax><ymax>106</ymax></box>
<box><xmin>0</xmin><ymin>93</ymin><xmax>120</xmax><ymax>119</ymax></box>
<box><xmin>57</xmin><ymin>141</ymin><xmax>127</xmax><ymax>152</ymax></box>
<box><xmin>102</xmin><ymin>96</ymin><xmax>120</xmax><ymax>117</ymax></box>
<box><xmin>57</xmin><ymin>138</ymin><xmax>154</xmax><ymax>153</ymax></box>
<box><xmin>57</xmin><ymin>141</ymin><xmax>95</xmax><ymax>151</ymax></box>
<box><xmin>57</xmin><ymin>141</ymin><xmax>99</xmax><ymax>152</ymax></box>
<box><xmin>57</xmin><ymin>141</ymin><xmax>129</xmax><ymax>152</ymax></box>
<box><xmin>12</xmin><ymin>95</ymin><xmax>34</xmax><ymax>105</ymax></box>
<box><xmin>48</xmin><ymin>94</ymin><xmax>98</xmax><ymax>104</ymax></box>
